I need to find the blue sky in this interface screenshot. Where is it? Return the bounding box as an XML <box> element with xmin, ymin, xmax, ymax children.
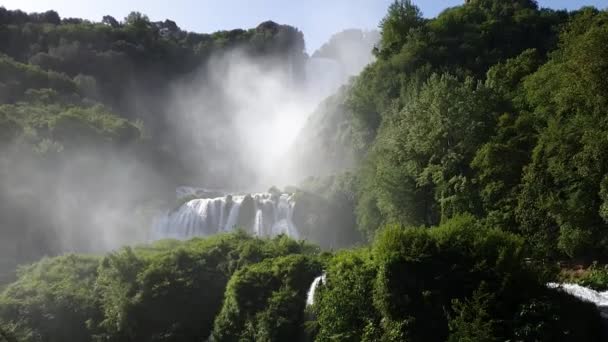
<box><xmin>3</xmin><ymin>0</ymin><xmax>607</xmax><ymax>53</ymax></box>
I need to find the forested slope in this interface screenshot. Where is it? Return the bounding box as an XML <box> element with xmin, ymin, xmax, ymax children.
<box><xmin>300</xmin><ymin>0</ymin><xmax>608</xmax><ymax>262</ymax></box>
<box><xmin>2</xmin><ymin>1</ymin><xmax>608</xmax><ymax>341</ymax></box>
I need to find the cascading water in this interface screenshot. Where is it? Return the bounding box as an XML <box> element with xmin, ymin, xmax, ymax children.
<box><xmin>306</xmin><ymin>273</ymin><xmax>326</xmax><ymax>306</ymax></box>
<box><xmin>548</xmin><ymin>283</ymin><xmax>608</xmax><ymax>319</ymax></box>
<box><xmin>152</xmin><ymin>192</ymin><xmax>299</xmax><ymax>240</ymax></box>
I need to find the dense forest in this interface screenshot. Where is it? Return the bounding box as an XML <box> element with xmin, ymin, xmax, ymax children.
<box><xmin>2</xmin><ymin>0</ymin><xmax>608</xmax><ymax>341</ymax></box>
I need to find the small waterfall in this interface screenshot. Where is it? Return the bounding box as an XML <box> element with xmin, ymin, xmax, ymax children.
<box><xmin>224</xmin><ymin>199</ymin><xmax>241</xmax><ymax>232</ymax></box>
<box><xmin>270</xmin><ymin>194</ymin><xmax>299</xmax><ymax>239</ymax></box>
<box><xmin>254</xmin><ymin>210</ymin><xmax>263</xmax><ymax>236</ymax></box>
<box><xmin>153</xmin><ymin>192</ymin><xmax>300</xmax><ymax>240</ymax></box>
<box><xmin>306</xmin><ymin>273</ymin><xmax>326</xmax><ymax>306</ymax></box>
<box><xmin>548</xmin><ymin>283</ymin><xmax>608</xmax><ymax>318</ymax></box>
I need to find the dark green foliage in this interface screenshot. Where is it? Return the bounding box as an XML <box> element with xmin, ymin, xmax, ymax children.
<box><xmin>514</xmin><ymin>10</ymin><xmax>608</xmax><ymax>259</ymax></box>
<box><xmin>512</xmin><ymin>290</ymin><xmax>606</xmax><ymax>341</ymax></box>
<box><xmin>311</xmin><ymin>216</ymin><xmax>606</xmax><ymax>341</ymax></box>
<box><xmin>212</xmin><ymin>255</ymin><xmax>322</xmax><ymax>341</ymax></box>
<box><xmin>2</xmin><ymin>2</ymin><xmax>608</xmax><ymax>341</ymax></box>
<box><xmin>0</xmin><ymin>54</ymin><xmax>77</xmax><ymax>102</ymax></box>
<box><xmin>0</xmin><ymin>255</ymin><xmax>101</xmax><ymax>342</ymax></box>
<box><xmin>93</xmin><ymin>244</ymin><xmax>228</xmax><ymax>341</ymax></box>
<box><xmin>94</xmin><ymin>234</ymin><xmax>317</xmax><ymax>341</ymax></box>
<box><xmin>344</xmin><ymin>0</ymin><xmax>566</xmax><ymax>156</ymax></box>
<box><xmin>0</xmin><ymin>233</ymin><xmax>320</xmax><ymax>342</ymax></box>
<box><xmin>560</xmin><ymin>264</ymin><xmax>608</xmax><ymax>291</ymax></box>
<box><xmin>340</xmin><ymin>0</ymin><xmax>608</xmax><ymax>262</ymax></box>
<box><xmin>447</xmin><ymin>285</ymin><xmax>498</xmax><ymax>342</ymax></box>
<box><xmin>371</xmin><ymin>215</ymin><xmax>528</xmax><ymax>341</ymax></box>
<box><xmin>358</xmin><ymin>74</ymin><xmax>500</xmax><ymax>234</ymax></box>
<box><xmin>314</xmin><ymin>249</ymin><xmax>379</xmax><ymax>341</ymax></box>
<box><xmin>376</xmin><ymin>0</ymin><xmax>425</xmax><ymax>58</ymax></box>
<box><xmin>0</xmin><ymin>102</ymin><xmax>141</xmax><ymax>149</ymax></box>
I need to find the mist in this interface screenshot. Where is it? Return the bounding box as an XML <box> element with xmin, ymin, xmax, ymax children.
<box><xmin>165</xmin><ymin>30</ymin><xmax>378</xmax><ymax>191</ymax></box>
<box><xmin>166</xmin><ymin>49</ymin><xmax>320</xmax><ymax>191</ymax></box>
<box><xmin>0</xmin><ymin>24</ymin><xmax>378</xmax><ymax>281</ymax></box>
<box><xmin>0</xmin><ymin>143</ymin><xmax>169</xmax><ymax>255</ymax></box>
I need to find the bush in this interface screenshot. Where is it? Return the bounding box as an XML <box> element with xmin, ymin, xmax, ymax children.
<box><xmin>212</xmin><ymin>255</ymin><xmax>322</xmax><ymax>341</ymax></box>
<box><xmin>314</xmin><ymin>249</ymin><xmax>380</xmax><ymax>341</ymax></box>
<box><xmin>0</xmin><ymin>233</ymin><xmax>320</xmax><ymax>342</ymax></box>
<box><xmin>0</xmin><ymin>255</ymin><xmax>101</xmax><ymax>342</ymax></box>
<box><xmin>311</xmin><ymin>215</ymin><xmax>606</xmax><ymax>341</ymax></box>
<box><xmin>560</xmin><ymin>263</ymin><xmax>608</xmax><ymax>291</ymax></box>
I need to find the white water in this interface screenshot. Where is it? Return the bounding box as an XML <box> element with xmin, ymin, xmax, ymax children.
<box><xmin>549</xmin><ymin>283</ymin><xmax>608</xmax><ymax>318</ymax></box>
<box><xmin>306</xmin><ymin>273</ymin><xmax>326</xmax><ymax>306</ymax></box>
<box><xmin>152</xmin><ymin>192</ymin><xmax>299</xmax><ymax>240</ymax></box>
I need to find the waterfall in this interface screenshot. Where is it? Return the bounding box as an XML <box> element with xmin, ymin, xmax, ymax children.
<box><xmin>152</xmin><ymin>192</ymin><xmax>299</xmax><ymax>240</ymax></box>
<box><xmin>306</xmin><ymin>273</ymin><xmax>326</xmax><ymax>306</ymax></box>
<box><xmin>224</xmin><ymin>198</ymin><xmax>241</xmax><ymax>232</ymax></box>
<box><xmin>548</xmin><ymin>283</ymin><xmax>608</xmax><ymax>319</ymax></box>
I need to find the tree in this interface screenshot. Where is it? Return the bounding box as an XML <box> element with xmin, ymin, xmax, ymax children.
<box><xmin>41</xmin><ymin>10</ymin><xmax>60</xmax><ymax>25</ymax></box>
<box><xmin>101</xmin><ymin>15</ymin><xmax>119</xmax><ymax>28</ymax></box>
<box><xmin>377</xmin><ymin>0</ymin><xmax>424</xmax><ymax>58</ymax></box>
<box><xmin>448</xmin><ymin>285</ymin><xmax>498</xmax><ymax>342</ymax></box>
<box><xmin>124</xmin><ymin>11</ymin><xmax>149</xmax><ymax>27</ymax></box>
<box><xmin>363</xmin><ymin>74</ymin><xmax>499</xmax><ymax>231</ymax></box>
<box><xmin>516</xmin><ymin>9</ymin><xmax>608</xmax><ymax>259</ymax></box>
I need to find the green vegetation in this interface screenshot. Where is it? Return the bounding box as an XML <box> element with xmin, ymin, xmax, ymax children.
<box><xmin>312</xmin><ymin>215</ymin><xmax>604</xmax><ymax>341</ymax></box>
<box><xmin>2</xmin><ymin>1</ymin><xmax>608</xmax><ymax>341</ymax></box>
<box><xmin>298</xmin><ymin>0</ymin><xmax>608</xmax><ymax>262</ymax></box>
<box><xmin>212</xmin><ymin>255</ymin><xmax>322</xmax><ymax>341</ymax></box>
<box><xmin>0</xmin><ymin>233</ymin><xmax>319</xmax><ymax>341</ymax></box>
<box><xmin>560</xmin><ymin>264</ymin><xmax>608</xmax><ymax>291</ymax></box>
<box><xmin>2</xmin><ymin>224</ymin><xmax>604</xmax><ymax>341</ymax></box>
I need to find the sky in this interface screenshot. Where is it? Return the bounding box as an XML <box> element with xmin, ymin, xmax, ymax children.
<box><xmin>2</xmin><ymin>0</ymin><xmax>607</xmax><ymax>53</ymax></box>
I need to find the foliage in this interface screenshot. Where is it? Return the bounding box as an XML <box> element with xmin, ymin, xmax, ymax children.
<box><xmin>0</xmin><ymin>233</ymin><xmax>319</xmax><ymax>342</ymax></box>
<box><xmin>356</xmin><ymin>74</ymin><xmax>500</xmax><ymax>236</ymax></box>
<box><xmin>0</xmin><ymin>255</ymin><xmax>101</xmax><ymax>342</ymax></box>
<box><xmin>313</xmin><ymin>249</ymin><xmax>379</xmax><ymax>341</ymax></box>
<box><xmin>2</xmin><ymin>2</ymin><xmax>608</xmax><ymax>341</ymax></box>
<box><xmin>447</xmin><ymin>285</ymin><xmax>498</xmax><ymax>342</ymax></box>
<box><xmin>212</xmin><ymin>255</ymin><xmax>322</xmax><ymax>341</ymax></box>
<box><xmin>560</xmin><ymin>263</ymin><xmax>608</xmax><ymax>291</ymax></box>
<box><xmin>515</xmin><ymin>9</ymin><xmax>608</xmax><ymax>259</ymax></box>
<box><xmin>337</xmin><ymin>0</ymin><xmax>608</xmax><ymax>262</ymax></box>
<box><xmin>512</xmin><ymin>290</ymin><xmax>605</xmax><ymax>341</ymax></box>
<box><xmin>376</xmin><ymin>0</ymin><xmax>425</xmax><ymax>58</ymax></box>
<box><xmin>311</xmin><ymin>216</ymin><xmax>606</xmax><ymax>341</ymax></box>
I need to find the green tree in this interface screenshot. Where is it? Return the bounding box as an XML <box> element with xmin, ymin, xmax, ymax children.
<box><xmin>516</xmin><ymin>9</ymin><xmax>608</xmax><ymax>259</ymax></box>
<box><xmin>360</xmin><ymin>74</ymin><xmax>500</xmax><ymax>234</ymax></box>
<box><xmin>377</xmin><ymin>0</ymin><xmax>424</xmax><ymax>58</ymax></box>
<box><xmin>448</xmin><ymin>285</ymin><xmax>498</xmax><ymax>342</ymax></box>
<box><xmin>212</xmin><ymin>255</ymin><xmax>322</xmax><ymax>341</ymax></box>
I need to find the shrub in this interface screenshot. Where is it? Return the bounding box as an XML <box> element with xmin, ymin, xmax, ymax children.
<box><xmin>0</xmin><ymin>255</ymin><xmax>101</xmax><ymax>342</ymax></box>
<box><xmin>212</xmin><ymin>255</ymin><xmax>322</xmax><ymax>341</ymax></box>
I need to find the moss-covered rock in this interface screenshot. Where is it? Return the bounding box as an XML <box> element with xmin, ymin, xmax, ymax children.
<box><xmin>237</xmin><ymin>194</ymin><xmax>256</xmax><ymax>234</ymax></box>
